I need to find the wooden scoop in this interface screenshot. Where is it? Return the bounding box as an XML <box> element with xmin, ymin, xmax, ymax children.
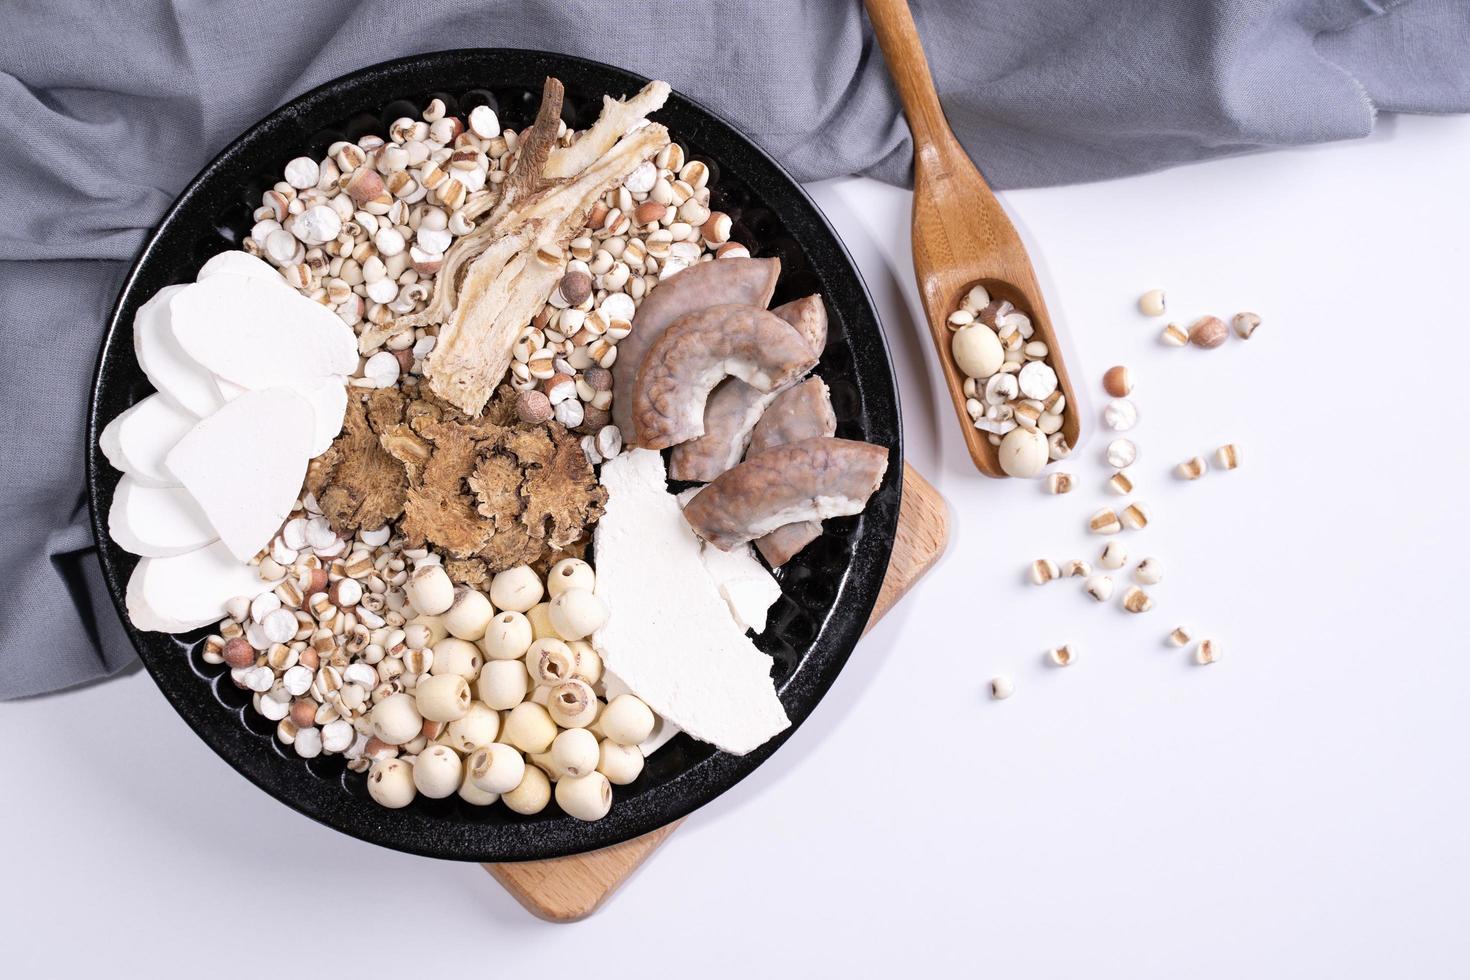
<box><xmin>865</xmin><ymin>0</ymin><xmax>1082</xmax><ymax>478</ymax></box>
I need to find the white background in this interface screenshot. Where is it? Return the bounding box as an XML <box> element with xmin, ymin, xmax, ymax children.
<box><xmin>5</xmin><ymin>113</ymin><xmax>1469</xmax><ymax>978</ymax></box>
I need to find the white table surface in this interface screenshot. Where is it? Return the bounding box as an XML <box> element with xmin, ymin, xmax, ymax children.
<box><xmin>5</xmin><ymin>113</ymin><xmax>1468</xmax><ymax>978</ymax></box>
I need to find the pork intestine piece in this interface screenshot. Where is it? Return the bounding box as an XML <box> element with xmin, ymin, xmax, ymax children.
<box><xmin>682</xmin><ymin>437</ymin><xmax>889</xmax><ymax>552</ymax></box>
<box><xmin>632</xmin><ymin>304</ymin><xmax>817</xmax><ymax>450</ymax></box>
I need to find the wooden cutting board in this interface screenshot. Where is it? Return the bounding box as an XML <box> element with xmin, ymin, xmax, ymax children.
<box><xmin>485</xmin><ymin>461</ymin><xmax>948</xmax><ymax>921</ymax></box>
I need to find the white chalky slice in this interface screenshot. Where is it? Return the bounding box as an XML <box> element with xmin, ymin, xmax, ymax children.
<box><xmin>165</xmin><ymin>388</ymin><xmax>313</xmax><ymax>561</ymax></box>
<box><xmin>98</xmin><ymin>393</ymin><xmax>199</xmax><ymax>486</ymax></box>
<box><xmin>675</xmin><ymin>487</ymin><xmax>781</xmax><ymax>633</ymax></box>
<box><xmin>109</xmin><ymin>474</ymin><xmax>218</xmax><ymax>557</ymax></box>
<box><xmin>214</xmin><ymin>376</ymin><xmax>248</xmax><ymax>402</ymax></box>
<box><xmin>593</xmin><ymin>449</ymin><xmax>790</xmax><ymax>756</ymax></box>
<box><xmin>712</xmin><ymin>562</ymin><xmax>783</xmax><ymax>634</ymax></box>
<box><xmin>300</xmin><ymin>378</ymin><xmax>348</xmax><ymax>457</ymax></box>
<box><xmin>212</xmin><ymin>374</ymin><xmax>346</xmax><ymax>458</ymax></box>
<box><xmin>126</xmin><ymin>541</ymin><xmax>280</xmax><ymax>633</ymax></box>
<box><xmin>196</xmin><ymin>250</ymin><xmax>286</xmax><ymax>285</ymax></box>
<box><xmin>133</xmin><ymin>284</ymin><xmax>225</xmax><ymax>418</ymax></box>
<box><xmin>169</xmin><ymin>275</ymin><xmax>357</xmax><ymax>390</ymax></box>
<box><xmin>98</xmin><ymin>410</ymin><xmax>125</xmax><ymax>475</ymax></box>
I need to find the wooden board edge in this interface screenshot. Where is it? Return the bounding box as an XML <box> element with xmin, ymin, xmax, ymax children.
<box><xmin>483</xmin><ymin>461</ymin><xmax>948</xmax><ymax>921</ymax></box>
<box><xmin>485</xmin><ymin>820</ymin><xmax>684</xmax><ymax>922</ymax></box>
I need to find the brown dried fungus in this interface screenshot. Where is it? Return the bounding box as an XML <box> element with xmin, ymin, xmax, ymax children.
<box><xmin>312</xmin><ymin>386</ymin><xmax>606</xmax><ymax>573</ymax></box>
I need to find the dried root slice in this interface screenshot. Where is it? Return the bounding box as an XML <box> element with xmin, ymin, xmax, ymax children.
<box><xmin>425</xmin><ymin>122</ymin><xmax>673</xmax><ymax>416</ymax></box>
<box><xmin>427</xmin><ymin>229</ymin><xmax>558</xmax><ymax>415</ymax></box>
<box><xmin>402</xmin><ymin>76</ymin><xmax>670</xmax><ymax>377</ymax></box>
<box><xmin>543</xmin><ymin>80</ymin><xmax>671</xmax><ymax>180</ymax></box>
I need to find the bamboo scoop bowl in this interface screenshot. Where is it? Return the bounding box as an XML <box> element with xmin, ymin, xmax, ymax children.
<box><xmin>865</xmin><ymin>0</ymin><xmax>1082</xmax><ymax>477</ymax></box>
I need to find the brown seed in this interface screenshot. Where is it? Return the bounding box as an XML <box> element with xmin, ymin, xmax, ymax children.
<box><xmin>1102</xmin><ymin>365</ymin><xmax>1133</xmax><ymax>397</ymax></box>
<box><xmin>344</xmin><ymin>168</ymin><xmax>385</xmax><ymax>207</ymax></box>
<box><xmin>222</xmin><ymin>637</ymin><xmax>256</xmax><ymax>669</ymax></box>
<box><xmin>1188</xmin><ymin>316</ymin><xmax>1229</xmax><ymax>349</ymax></box>
<box><xmin>632</xmin><ymin>201</ymin><xmax>667</xmax><ymax>226</ymax></box>
<box><xmin>290</xmin><ymin>699</ymin><xmax>317</xmax><ymax>728</ymax></box>
<box><xmin>558</xmin><ymin>270</ymin><xmax>593</xmax><ymax>307</ymax></box>
<box><xmin>575</xmin><ymin>405</ymin><xmax>611</xmax><ymax>434</ymax></box>
<box><xmin>515</xmin><ymin>389</ymin><xmax>553</xmax><ymax>424</ymax></box>
<box><xmin>583</xmin><ymin>366</ymin><xmax>613</xmax><ymax>392</ymax></box>
<box><xmin>392</xmin><ymin>348</ymin><xmax>414</xmax><ymax>373</ymax></box>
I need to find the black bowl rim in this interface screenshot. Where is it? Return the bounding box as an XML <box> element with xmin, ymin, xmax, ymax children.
<box><xmin>85</xmin><ymin>47</ymin><xmax>902</xmax><ymax>862</ymax></box>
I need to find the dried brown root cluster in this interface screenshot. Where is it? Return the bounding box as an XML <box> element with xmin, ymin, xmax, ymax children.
<box><xmin>307</xmin><ymin>387</ymin><xmax>606</xmax><ymax>578</ymax></box>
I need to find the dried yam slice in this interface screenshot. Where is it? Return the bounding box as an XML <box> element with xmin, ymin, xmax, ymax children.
<box><xmin>166</xmin><ymin>388</ymin><xmax>314</xmax><ymax>561</ymax></box>
<box><xmin>169</xmin><ymin>275</ymin><xmax>356</xmax><ymax>390</ymax></box>
<box><xmin>98</xmin><ymin>393</ymin><xmax>199</xmax><ymax>487</ymax></box>
<box><xmin>126</xmin><ymin>541</ymin><xmax>281</xmax><ymax>634</ymax></box>
<box><xmin>196</xmin><ymin>250</ymin><xmax>284</xmax><ymax>285</ymax></box>
<box><xmin>133</xmin><ymin>284</ymin><xmax>224</xmax><ymax>418</ymax></box>
<box><xmin>108</xmin><ymin>474</ymin><xmax>217</xmax><ymax>558</ymax></box>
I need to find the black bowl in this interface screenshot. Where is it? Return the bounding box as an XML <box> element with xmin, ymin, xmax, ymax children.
<box><xmin>86</xmin><ymin>49</ymin><xmax>902</xmax><ymax>862</ymax></box>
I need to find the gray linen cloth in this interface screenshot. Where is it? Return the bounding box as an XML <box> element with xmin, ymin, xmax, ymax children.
<box><xmin>2</xmin><ymin>0</ymin><xmax>1467</xmax><ymax>698</ymax></box>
